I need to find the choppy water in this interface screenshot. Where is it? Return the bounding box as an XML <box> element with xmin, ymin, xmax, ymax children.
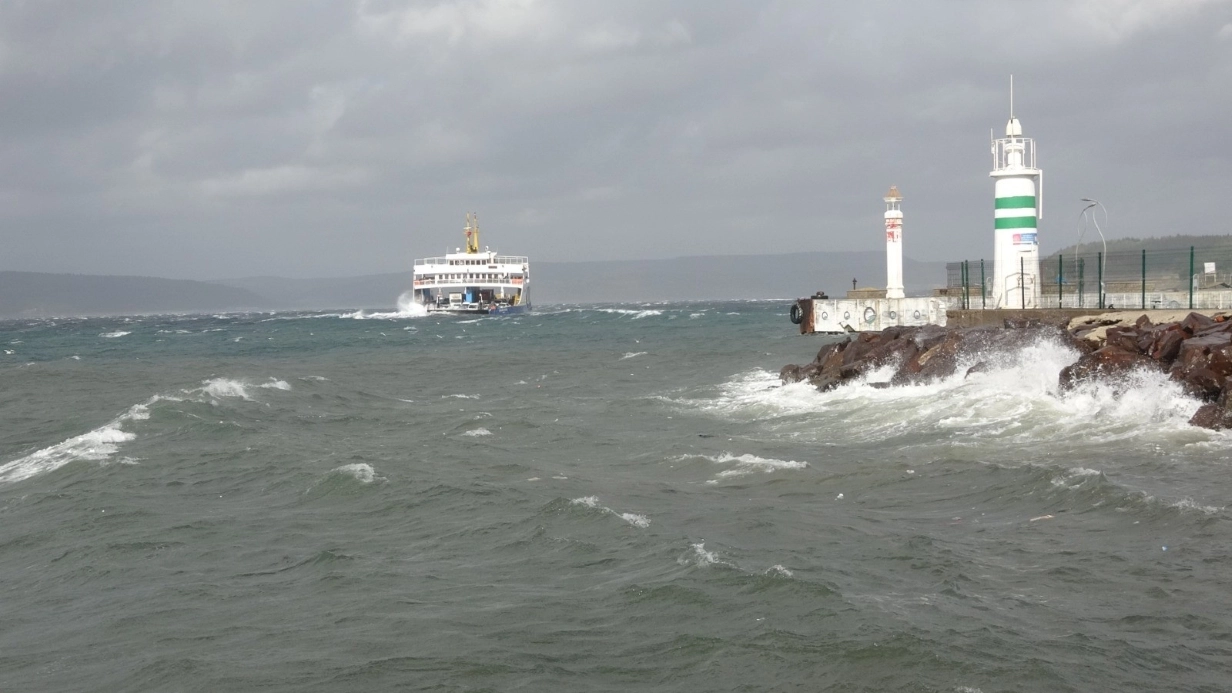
<box><xmin>3</xmin><ymin>302</ymin><xmax>1232</xmax><ymax>692</ymax></box>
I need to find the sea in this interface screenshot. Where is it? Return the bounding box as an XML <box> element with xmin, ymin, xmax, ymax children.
<box><xmin>2</xmin><ymin>300</ymin><xmax>1231</xmax><ymax>692</ymax></box>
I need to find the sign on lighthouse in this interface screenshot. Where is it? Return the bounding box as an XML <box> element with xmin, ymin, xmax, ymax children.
<box><xmin>990</xmin><ymin>78</ymin><xmax>1042</xmax><ymax>309</ymax></box>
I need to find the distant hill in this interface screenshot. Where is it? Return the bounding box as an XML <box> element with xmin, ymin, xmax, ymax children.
<box><xmin>529</xmin><ymin>251</ymin><xmax>946</xmax><ymax>304</ymax></box>
<box><xmin>213</xmin><ymin>251</ymin><xmax>947</xmax><ymax>309</ymax></box>
<box><xmin>1</xmin><ymin>252</ymin><xmax>949</xmax><ymax>317</ymax></box>
<box><xmin>1042</xmin><ymin>235</ymin><xmax>1232</xmax><ymax>284</ymax></box>
<box><xmin>1048</xmin><ymin>234</ymin><xmax>1232</xmax><ymax>258</ymax></box>
<box><xmin>0</xmin><ymin>272</ymin><xmax>267</xmax><ymax>318</ymax></box>
<box><xmin>208</xmin><ymin>274</ymin><xmax>410</xmax><ymax>310</ymax></box>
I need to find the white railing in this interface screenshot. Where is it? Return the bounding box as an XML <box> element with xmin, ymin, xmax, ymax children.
<box><xmin>992</xmin><ymin>136</ymin><xmax>1036</xmax><ymax>171</ymax></box>
<box><xmin>412</xmin><ymin>277</ymin><xmax>526</xmax><ymax>287</ymax></box>
<box><xmin>414</xmin><ymin>255</ymin><xmax>529</xmax><ymax>266</ymax></box>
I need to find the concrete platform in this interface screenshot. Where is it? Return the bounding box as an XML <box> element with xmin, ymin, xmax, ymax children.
<box><xmin>794</xmin><ymin>297</ymin><xmax>947</xmax><ymax>333</ymax></box>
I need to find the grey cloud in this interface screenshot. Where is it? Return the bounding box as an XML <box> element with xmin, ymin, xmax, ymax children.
<box><xmin>1</xmin><ymin>0</ymin><xmax>1230</xmax><ymax>279</ymax></box>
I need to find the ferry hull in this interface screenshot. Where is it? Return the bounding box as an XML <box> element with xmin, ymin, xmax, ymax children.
<box><xmin>427</xmin><ymin>303</ymin><xmax>531</xmax><ymax>316</ymax></box>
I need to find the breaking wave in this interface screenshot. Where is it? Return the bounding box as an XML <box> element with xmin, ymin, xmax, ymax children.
<box><xmin>0</xmin><ymin>401</ymin><xmax>151</xmax><ymax>485</ymax></box>
<box><xmin>199</xmin><ymin>378</ymin><xmax>254</xmax><ymax>401</ymax></box>
<box><xmin>696</xmin><ymin>335</ymin><xmax>1218</xmax><ymax>454</ymax></box>
<box><xmin>338</xmin><ymin>292</ymin><xmax>430</xmax><ymax>320</ymax></box>
<box><xmin>331</xmin><ymin>463</ymin><xmax>383</xmax><ymax>484</ymax></box>
<box><xmin>673</xmin><ymin>452</ymin><xmax>809</xmax><ymax>483</ymax></box>
<box><xmin>596</xmin><ymin>308</ymin><xmax>663</xmax><ymax>319</ymax></box>
<box><xmin>570</xmin><ymin>496</ymin><xmax>651</xmax><ymax>528</ymax></box>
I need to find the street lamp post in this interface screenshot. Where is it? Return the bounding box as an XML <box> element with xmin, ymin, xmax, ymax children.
<box><xmin>1080</xmin><ymin>198</ymin><xmax>1108</xmax><ymax>309</ymax></box>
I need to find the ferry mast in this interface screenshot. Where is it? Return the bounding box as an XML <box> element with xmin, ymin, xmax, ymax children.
<box><xmin>990</xmin><ymin>78</ymin><xmax>1042</xmax><ymax>309</ymax></box>
<box><xmin>464</xmin><ymin>212</ymin><xmax>480</xmax><ymax>254</ymax></box>
<box><xmin>884</xmin><ymin>185</ymin><xmax>904</xmax><ymax>299</ymax></box>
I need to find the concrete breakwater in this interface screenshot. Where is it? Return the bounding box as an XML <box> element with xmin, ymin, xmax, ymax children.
<box><xmin>780</xmin><ymin>310</ymin><xmax>1232</xmax><ymax>431</ymax></box>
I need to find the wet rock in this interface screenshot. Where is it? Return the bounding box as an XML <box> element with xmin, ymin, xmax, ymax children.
<box><xmin>1194</xmin><ymin>320</ymin><xmax>1232</xmax><ymax>338</ymax></box>
<box><xmin>841</xmin><ymin>333</ymin><xmax>880</xmax><ymax>367</ymax></box>
<box><xmin>779</xmin><ymin>364</ymin><xmax>803</xmax><ymax>384</ymax></box>
<box><xmin>1104</xmin><ymin>325</ymin><xmax>1141</xmax><ymax>352</ymax></box>
<box><xmin>964</xmin><ymin>362</ymin><xmax>990</xmax><ymax>379</ymax></box>
<box><xmin>1147</xmin><ymin>326</ymin><xmax>1185</xmax><ymax>365</ymax></box>
<box><xmin>1189</xmin><ymin>402</ymin><xmax>1230</xmax><ymax>429</ymax></box>
<box><xmin>1058</xmin><ymin>346</ymin><xmax>1158</xmax><ymax>391</ymax></box>
<box><xmin>1170</xmin><ymin>333</ymin><xmax>1232</xmax><ymax>380</ymax></box>
<box><xmin>1181</xmin><ymin>368</ymin><xmax>1225</xmax><ymax>401</ymax></box>
<box><xmin>863</xmin><ymin>335</ymin><xmax>920</xmax><ymax>370</ymax></box>
<box><xmin>1182</xmin><ymin>312</ymin><xmax>1215</xmax><ymax>335</ymax></box>
<box><xmin>814</xmin><ymin>341</ymin><xmax>846</xmax><ymax>366</ymax></box>
<box><xmin>911</xmin><ymin>325</ymin><xmax>949</xmax><ymax>352</ymax></box>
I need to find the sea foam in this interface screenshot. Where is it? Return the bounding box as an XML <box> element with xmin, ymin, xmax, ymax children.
<box><xmin>331</xmin><ymin>463</ymin><xmax>383</xmax><ymax>483</ymax></box>
<box><xmin>200</xmin><ymin>378</ymin><xmax>253</xmax><ymax>401</ymax></box>
<box><xmin>570</xmin><ymin>496</ymin><xmax>651</xmax><ymax>528</ymax></box>
<box><xmin>340</xmin><ymin>292</ymin><xmax>430</xmax><ymax>320</ymax></box>
<box><xmin>699</xmin><ymin>334</ymin><xmax>1220</xmax><ymax>455</ymax></box>
<box><xmin>596</xmin><ymin>308</ymin><xmax>663</xmax><ymax>319</ymax></box>
<box><xmin>0</xmin><ymin>401</ymin><xmax>152</xmax><ymax>485</ymax></box>
<box><xmin>675</xmin><ymin>452</ymin><xmax>809</xmax><ymax>483</ymax></box>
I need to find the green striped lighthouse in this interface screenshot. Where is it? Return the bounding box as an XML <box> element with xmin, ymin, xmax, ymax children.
<box><xmin>990</xmin><ymin>80</ymin><xmax>1042</xmax><ymax>309</ymax></box>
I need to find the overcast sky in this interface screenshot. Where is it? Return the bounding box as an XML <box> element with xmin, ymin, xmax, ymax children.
<box><xmin>1</xmin><ymin>0</ymin><xmax>1230</xmax><ymax>279</ymax></box>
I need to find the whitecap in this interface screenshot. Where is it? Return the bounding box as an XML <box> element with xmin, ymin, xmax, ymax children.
<box><xmin>620</xmin><ymin>352</ymin><xmax>647</xmax><ymax>360</ymax></box>
<box><xmin>678</xmin><ymin>541</ymin><xmax>721</xmax><ymax>567</ymax></box>
<box><xmin>100</xmin><ymin>331</ymin><xmax>131</xmax><ymax>339</ymax></box>
<box><xmin>1048</xmin><ymin>466</ymin><xmax>1103</xmax><ymax>489</ymax></box>
<box><xmin>1171</xmin><ymin>498</ymin><xmax>1221</xmax><ymax>515</ymax></box>
<box><xmin>199</xmin><ymin>378</ymin><xmax>253</xmax><ymax>401</ymax></box>
<box><xmin>596</xmin><ymin>308</ymin><xmax>663</xmax><ymax>319</ymax></box>
<box><xmin>619</xmin><ymin>513</ymin><xmax>651</xmax><ymax>528</ymax></box>
<box><xmin>0</xmin><ymin>401</ymin><xmax>152</xmax><ymax>484</ymax></box>
<box><xmin>712</xmin><ymin>453</ymin><xmax>808</xmax><ymax>478</ymax></box>
<box><xmin>259</xmin><ymin>379</ymin><xmax>292</xmax><ymax>391</ymax></box>
<box><xmin>766</xmin><ymin>564</ymin><xmax>794</xmax><ymax>577</ymax></box>
<box><xmin>332</xmin><ymin>463</ymin><xmax>382</xmax><ymax>483</ymax></box>
<box><xmin>678</xmin><ymin>452</ymin><xmax>809</xmax><ymax>481</ymax></box>
<box><xmin>462</xmin><ymin>428</ymin><xmax>491</xmax><ymax>437</ymax></box>
<box><xmin>571</xmin><ymin>496</ymin><xmax>650</xmax><ymax>527</ymax></box>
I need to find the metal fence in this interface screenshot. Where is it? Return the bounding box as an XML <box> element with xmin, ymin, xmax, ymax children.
<box><xmin>945</xmin><ymin>246</ymin><xmax>1232</xmax><ymax>310</ymax></box>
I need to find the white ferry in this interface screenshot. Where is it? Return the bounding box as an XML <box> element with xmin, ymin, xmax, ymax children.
<box><xmin>412</xmin><ymin>213</ymin><xmax>531</xmax><ymax>315</ymax></box>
